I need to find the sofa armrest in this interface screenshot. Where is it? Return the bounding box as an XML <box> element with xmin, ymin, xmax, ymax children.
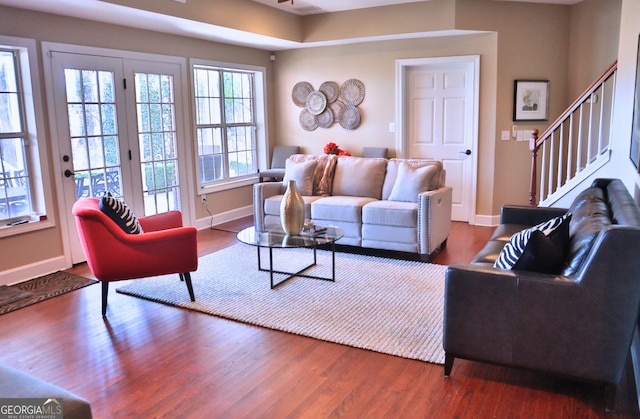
<box><xmin>444</xmin><ymin>264</ymin><xmax>577</xmax><ymax>365</ymax></box>
<box><xmin>253</xmin><ymin>182</ymin><xmax>285</xmax><ymax>231</ymax></box>
<box><xmin>444</xmin><ymin>264</ymin><xmax>520</xmax><ymax>364</ymax></box>
<box><xmin>417</xmin><ymin>186</ymin><xmax>452</xmax><ymax>255</ymax></box>
<box><xmin>500</xmin><ymin>205</ymin><xmax>568</xmax><ymax>226</ymax></box>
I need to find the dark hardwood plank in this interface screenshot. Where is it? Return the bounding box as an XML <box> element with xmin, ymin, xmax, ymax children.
<box><xmin>0</xmin><ymin>219</ymin><xmax>637</xmax><ymax>418</ymax></box>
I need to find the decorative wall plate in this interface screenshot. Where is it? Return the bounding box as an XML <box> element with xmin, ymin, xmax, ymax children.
<box><xmin>315</xmin><ymin>108</ymin><xmax>334</xmax><ymax>128</ymax></box>
<box><xmin>319</xmin><ymin>81</ymin><xmax>339</xmax><ymax>104</ymax></box>
<box><xmin>306</xmin><ymin>91</ymin><xmax>327</xmax><ymax>115</ymax></box>
<box><xmin>329</xmin><ymin>100</ymin><xmax>345</xmax><ymax>120</ymax></box>
<box><xmin>292</xmin><ymin>82</ymin><xmax>313</xmax><ymax>107</ymax></box>
<box><xmin>299</xmin><ymin>109</ymin><xmax>318</xmax><ymax>131</ymax></box>
<box><xmin>338</xmin><ymin>105</ymin><xmax>361</xmax><ymax>130</ymax></box>
<box><xmin>340</xmin><ymin>79</ymin><xmax>365</xmax><ymax>106</ymax></box>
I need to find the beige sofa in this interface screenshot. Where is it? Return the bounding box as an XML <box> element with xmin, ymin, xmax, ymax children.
<box><xmin>253</xmin><ymin>154</ymin><xmax>452</xmax><ymax>261</ymax></box>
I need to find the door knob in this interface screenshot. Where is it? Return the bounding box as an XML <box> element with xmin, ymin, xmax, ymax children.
<box><xmin>64</xmin><ymin>169</ymin><xmax>74</xmax><ymax>178</ymax></box>
<box><xmin>460</xmin><ymin>149</ymin><xmax>471</xmax><ymax>156</ymax></box>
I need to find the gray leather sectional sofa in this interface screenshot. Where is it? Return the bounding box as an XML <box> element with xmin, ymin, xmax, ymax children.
<box><xmin>443</xmin><ymin>178</ymin><xmax>640</xmax><ymax>412</ymax></box>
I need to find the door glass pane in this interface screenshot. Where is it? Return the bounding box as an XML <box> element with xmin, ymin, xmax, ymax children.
<box><xmin>64</xmin><ymin>68</ymin><xmax>122</xmax><ymax>199</ymax></box>
<box><xmin>135</xmin><ymin>72</ymin><xmax>180</xmax><ymax>216</ymax></box>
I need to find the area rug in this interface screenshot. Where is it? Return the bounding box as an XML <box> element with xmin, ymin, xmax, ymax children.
<box><xmin>116</xmin><ymin>243</ymin><xmax>449</xmax><ymax>364</ymax></box>
<box><xmin>0</xmin><ymin>272</ymin><xmax>97</xmax><ymax>315</ymax></box>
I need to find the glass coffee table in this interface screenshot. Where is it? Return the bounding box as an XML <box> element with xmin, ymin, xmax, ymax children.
<box><xmin>237</xmin><ymin>224</ymin><xmax>344</xmax><ymax>289</ymax></box>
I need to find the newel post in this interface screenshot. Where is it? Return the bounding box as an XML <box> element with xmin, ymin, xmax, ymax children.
<box><xmin>529</xmin><ymin>129</ymin><xmax>539</xmax><ymax>206</ymax></box>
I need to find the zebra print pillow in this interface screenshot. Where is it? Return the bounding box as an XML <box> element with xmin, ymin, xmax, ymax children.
<box><xmin>99</xmin><ymin>193</ymin><xmax>143</xmax><ymax>234</ymax></box>
<box><xmin>494</xmin><ymin>213</ymin><xmax>571</xmax><ymax>271</ymax></box>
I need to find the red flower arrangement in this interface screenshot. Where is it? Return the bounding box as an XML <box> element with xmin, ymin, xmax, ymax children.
<box><xmin>324</xmin><ymin>142</ymin><xmax>351</xmax><ymax>156</ymax></box>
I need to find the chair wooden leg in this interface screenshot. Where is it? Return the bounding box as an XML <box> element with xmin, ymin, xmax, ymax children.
<box><xmin>101</xmin><ymin>282</ymin><xmax>109</xmax><ymax>317</ymax></box>
<box><xmin>182</xmin><ymin>272</ymin><xmax>195</xmax><ymax>301</ymax></box>
<box><xmin>444</xmin><ymin>353</ymin><xmax>454</xmax><ymax>377</ymax></box>
<box><xmin>179</xmin><ymin>273</ymin><xmax>185</xmax><ymax>282</ymax></box>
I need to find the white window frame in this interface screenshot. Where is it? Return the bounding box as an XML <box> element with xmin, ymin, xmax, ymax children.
<box><xmin>0</xmin><ymin>36</ymin><xmax>55</xmax><ymax>238</ymax></box>
<box><xmin>190</xmin><ymin>59</ymin><xmax>268</xmax><ymax>194</ymax></box>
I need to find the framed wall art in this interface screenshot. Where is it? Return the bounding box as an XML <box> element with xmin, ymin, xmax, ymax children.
<box><xmin>513</xmin><ymin>80</ymin><xmax>549</xmax><ymax>121</ymax></box>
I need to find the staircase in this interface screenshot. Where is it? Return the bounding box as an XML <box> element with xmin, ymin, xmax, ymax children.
<box><xmin>529</xmin><ymin>61</ymin><xmax>617</xmax><ymax>206</ymax></box>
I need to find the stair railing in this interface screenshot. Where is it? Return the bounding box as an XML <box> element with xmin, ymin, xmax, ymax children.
<box><xmin>529</xmin><ymin>61</ymin><xmax>617</xmax><ymax>206</ymax></box>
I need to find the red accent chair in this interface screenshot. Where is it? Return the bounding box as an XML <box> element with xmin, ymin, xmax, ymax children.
<box><xmin>72</xmin><ymin>197</ymin><xmax>197</xmax><ymax>316</ymax></box>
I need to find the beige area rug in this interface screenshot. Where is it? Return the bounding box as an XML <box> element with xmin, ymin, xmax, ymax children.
<box><xmin>116</xmin><ymin>243</ymin><xmax>448</xmax><ymax>364</ymax></box>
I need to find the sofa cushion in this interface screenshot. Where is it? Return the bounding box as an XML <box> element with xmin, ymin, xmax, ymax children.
<box><xmin>311</xmin><ymin>196</ymin><xmax>378</xmax><ymax>223</ymax></box>
<box><xmin>264</xmin><ymin>195</ymin><xmax>322</xmax><ymax>220</ymax></box>
<box><xmin>488</xmin><ymin>223</ymin><xmax>533</xmax><ymax>242</ymax></box>
<box><xmin>494</xmin><ymin>213</ymin><xmax>571</xmax><ymax>271</ymax></box>
<box><xmin>562</xmin><ymin>186</ymin><xmax>612</xmax><ymax>276</ymax></box>
<box><xmin>282</xmin><ymin>159</ymin><xmax>318</xmax><ymax>196</ymax></box>
<box><xmin>363</xmin><ymin>224</ymin><xmax>418</xmax><ymax>247</ymax></box>
<box><xmin>331</xmin><ymin>156</ymin><xmax>387</xmax><ymax>199</ymax></box>
<box><xmin>362</xmin><ymin>200</ymin><xmax>418</xmax><ymax>228</ymax></box>
<box><xmin>382</xmin><ymin>159</ymin><xmax>443</xmax><ymax>199</ymax></box>
<box><xmin>471</xmin><ymin>239</ymin><xmax>510</xmax><ymax>264</ymax></box>
<box><xmin>289</xmin><ymin>154</ymin><xmax>337</xmax><ymax>196</ymax></box>
<box><xmin>388</xmin><ymin>161</ymin><xmax>440</xmax><ymax>203</ymax></box>
<box><xmin>471</xmin><ymin>223</ymin><xmax>531</xmax><ymax>264</ymax></box>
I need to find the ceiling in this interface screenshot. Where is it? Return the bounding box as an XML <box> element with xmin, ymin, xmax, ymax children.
<box><xmin>0</xmin><ymin>0</ymin><xmax>585</xmax><ymax>50</ymax></box>
<box><xmin>252</xmin><ymin>0</ymin><xmax>584</xmax><ymax>15</ymax></box>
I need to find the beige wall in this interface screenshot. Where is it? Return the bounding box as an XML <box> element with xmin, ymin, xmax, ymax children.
<box><xmin>567</xmin><ymin>0</ymin><xmax>621</xmax><ymax>98</ymax></box>
<box><xmin>0</xmin><ymin>0</ymin><xmax>632</xmax><ymax>281</ymax></box>
<box><xmin>0</xmin><ymin>5</ymin><xmax>270</xmax><ymax>276</ymax></box>
<box><xmin>276</xmin><ymin>0</ymin><xmax>572</xmax><ymax>215</ymax></box>
<box><xmin>552</xmin><ymin>0</ymin><xmax>640</xmax><ymax>205</ymax></box>
<box><xmin>302</xmin><ymin>0</ymin><xmax>456</xmax><ymax>42</ymax></box>
<box><xmin>601</xmin><ymin>0</ymin><xmax>640</xmax><ymax>198</ymax></box>
<box><xmin>454</xmin><ymin>0</ymin><xmax>572</xmax><ymax>212</ymax></box>
<box><xmin>273</xmin><ymin>33</ymin><xmax>499</xmax><ymax>216</ymax></box>
<box><xmin>102</xmin><ymin>0</ymin><xmax>303</xmax><ymax>41</ymax></box>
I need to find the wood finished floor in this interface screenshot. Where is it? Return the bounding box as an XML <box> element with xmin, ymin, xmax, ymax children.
<box><xmin>1</xmin><ymin>219</ymin><xmax>638</xmax><ymax>418</ymax></box>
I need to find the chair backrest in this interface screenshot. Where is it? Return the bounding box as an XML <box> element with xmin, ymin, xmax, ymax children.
<box><xmin>271</xmin><ymin>146</ymin><xmax>300</xmax><ymax>169</ymax></box>
<box><xmin>361</xmin><ymin>147</ymin><xmax>389</xmax><ymax>159</ymax></box>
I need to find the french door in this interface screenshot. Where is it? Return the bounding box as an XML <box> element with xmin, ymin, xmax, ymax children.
<box><xmin>48</xmin><ymin>50</ymin><xmax>190</xmax><ymax>263</ymax></box>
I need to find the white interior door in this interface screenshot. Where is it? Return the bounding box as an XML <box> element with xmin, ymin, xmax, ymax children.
<box><xmin>398</xmin><ymin>56</ymin><xmax>479</xmax><ymax>222</ymax></box>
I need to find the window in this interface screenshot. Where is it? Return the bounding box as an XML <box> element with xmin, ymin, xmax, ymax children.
<box><xmin>192</xmin><ymin>61</ymin><xmax>267</xmax><ymax>192</ymax></box>
<box><xmin>0</xmin><ymin>37</ymin><xmax>51</xmax><ymax>235</ymax></box>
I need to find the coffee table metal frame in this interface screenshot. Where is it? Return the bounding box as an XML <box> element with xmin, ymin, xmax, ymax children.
<box><xmin>236</xmin><ymin>225</ymin><xmax>343</xmax><ymax>289</ymax></box>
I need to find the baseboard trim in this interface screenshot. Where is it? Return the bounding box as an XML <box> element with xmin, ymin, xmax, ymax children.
<box><xmin>0</xmin><ymin>256</ymin><xmax>68</xmax><ymax>286</ymax></box>
<box><xmin>195</xmin><ymin>205</ymin><xmax>253</xmax><ymax>231</ymax></box>
<box><xmin>473</xmin><ymin>214</ymin><xmax>499</xmax><ymax>227</ymax></box>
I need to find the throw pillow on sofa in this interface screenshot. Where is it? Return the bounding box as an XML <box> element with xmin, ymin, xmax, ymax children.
<box><xmin>388</xmin><ymin>161</ymin><xmax>439</xmax><ymax>203</ymax></box>
<box><xmin>282</xmin><ymin>159</ymin><xmax>318</xmax><ymax>196</ymax></box>
<box><xmin>331</xmin><ymin>156</ymin><xmax>387</xmax><ymax>199</ymax></box>
<box><xmin>288</xmin><ymin>154</ymin><xmax>337</xmax><ymax>196</ymax></box>
<box><xmin>494</xmin><ymin>213</ymin><xmax>572</xmax><ymax>273</ymax></box>
<box><xmin>99</xmin><ymin>192</ymin><xmax>143</xmax><ymax>234</ymax></box>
